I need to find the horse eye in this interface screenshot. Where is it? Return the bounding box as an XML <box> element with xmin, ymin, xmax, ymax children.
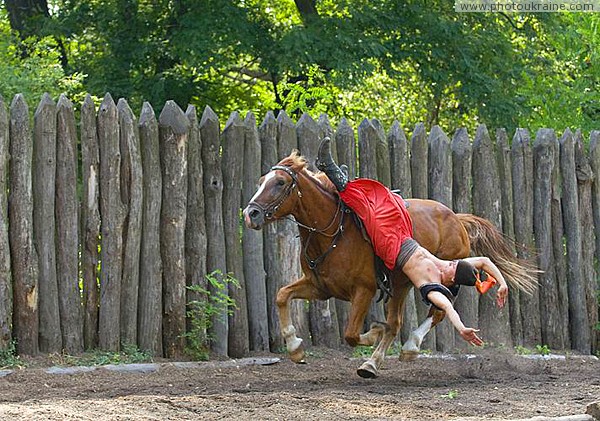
<box><xmin>277</xmin><ymin>179</ymin><xmax>286</xmax><ymax>186</ymax></box>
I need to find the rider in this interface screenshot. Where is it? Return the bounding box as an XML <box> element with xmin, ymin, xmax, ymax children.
<box><xmin>316</xmin><ymin>137</ymin><xmax>508</xmax><ymax>346</ymax></box>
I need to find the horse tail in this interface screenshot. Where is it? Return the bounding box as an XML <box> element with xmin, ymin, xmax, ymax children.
<box><xmin>457</xmin><ymin>213</ymin><xmax>539</xmax><ymax>295</ymax></box>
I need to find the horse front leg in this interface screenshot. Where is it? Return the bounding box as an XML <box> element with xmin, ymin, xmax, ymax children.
<box><xmin>401</xmin><ymin>306</ymin><xmax>446</xmax><ymax>361</ymax></box>
<box><xmin>276</xmin><ymin>275</ymin><xmax>324</xmax><ymax>363</ymax></box>
<box><xmin>343</xmin><ymin>286</ymin><xmax>378</xmax><ymax>347</ymax></box>
<box><xmin>357</xmin><ymin>283</ymin><xmax>410</xmax><ymax>378</ymax></box>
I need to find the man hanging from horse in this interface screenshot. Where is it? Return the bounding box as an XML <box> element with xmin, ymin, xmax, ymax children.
<box><xmin>316</xmin><ymin>137</ymin><xmax>508</xmax><ymax>347</ymax></box>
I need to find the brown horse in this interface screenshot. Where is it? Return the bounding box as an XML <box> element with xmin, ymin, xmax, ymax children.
<box><xmin>243</xmin><ymin>150</ymin><xmax>537</xmax><ymax>378</ymax></box>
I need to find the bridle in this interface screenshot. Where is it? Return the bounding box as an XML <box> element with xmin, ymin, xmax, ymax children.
<box><xmin>257</xmin><ymin>164</ymin><xmax>347</xmax><ymax>272</ymax></box>
<box><xmin>254</xmin><ymin>165</ymin><xmax>300</xmax><ymax>219</ymax></box>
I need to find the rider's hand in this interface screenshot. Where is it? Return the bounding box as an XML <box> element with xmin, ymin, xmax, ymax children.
<box><xmin>460</xmin><ymin>328</ymin><xmax>483</xmax><ymax>347</ymax></box>
<box><xmin>496</xmin><ymin>284</ymin><xmax>508</xmax><ymax>308</ymax></box>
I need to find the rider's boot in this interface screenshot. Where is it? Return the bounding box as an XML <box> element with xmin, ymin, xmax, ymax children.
<box><xmin>316</xmin><ymin>137</ymin><xmax>348</xmax><ymax>192</ymax></box>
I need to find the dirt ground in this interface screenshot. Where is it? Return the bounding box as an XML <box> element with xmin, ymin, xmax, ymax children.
<box><xmin>0</xmin><ymin>347</ymin><xmax>598</xmax><ymax>421</ymax></box>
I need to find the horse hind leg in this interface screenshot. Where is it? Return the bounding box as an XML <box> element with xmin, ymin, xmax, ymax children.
<box><xmin>357</xmin><ymin>284</ymin><xmax>409</xmax><ymax>378</ymax></box>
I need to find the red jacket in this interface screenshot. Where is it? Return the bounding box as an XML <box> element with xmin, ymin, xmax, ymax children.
<box><xmin>340</xmin><ymin>178</ymin><xmax>413</xmax><ymax>270</ymax></box>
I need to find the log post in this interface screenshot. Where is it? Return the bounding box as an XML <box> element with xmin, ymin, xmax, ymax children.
<box><xmin>56</xmin><ymin>94</ymin><xmax>84</xmax><ymax>353</ymax></box>
<box><xmin>118</xmin><ymin>99</ymin><xmax>143</xmax><ymax>348</ymax></box>
<box><xmin>159</xmin><ymin>101</ymin><xmax>189</xmax><ymax>358</ymax></box>
<box><xmin>496</xmin><ymin>128</ymin><xmax>522</xmax><ymax>346</ymax></box>
<box><xmin>185</xmin><ymin>104</ymin><xmax>208</xmax><ymax>353</ymax></box>
<box><xmin>558</xmin><ymin>129</ymin><xmax>589</xmax><ymax>352</ymax></box>
<box><xmin>138</xmin><ymin>102</ymin><xmax>163</xmax><ymax>356</ymax></box>
<box><xmin>511</xmin><ymin>129</ymin><xmax>541</xmax><ymax>347</ymax></box>
<box><xmin>472</xmin><ymin>124</ymin><xmax>511</xmax><ymax>347</ymax></box>
<box><xmin>9</xmin><ymin>94</ymin><xmax>39</xmax><ymax>355</ymax></box>
<box><xmin>222</xmin><ymin>112</ymin><xmax>249</xmax><ymax>357</ymax></box>
<box><xmin>200</xmin><ymin>106</ymin><xmax>228</xmax><ymax>356</ymax></box>
<box><xmin>574</xmin><ymin>130</ymin><xmax>597</xmax><ymax>352</ymax></box>
<box><xmin>0</xmin><ymin>95</ymin><xmax>11</xmax><ymax>350</ymax></box>
<box><xmin>33</xmin><ymin>93</ymin><xmax>60</xmax><ymax>353</ymax></box>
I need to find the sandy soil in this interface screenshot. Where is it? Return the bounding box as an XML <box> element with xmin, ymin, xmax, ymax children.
<box><xmin>0</xmin><ymin>347</ymin><xmax>598</xmax><ymax>420</ymax></box>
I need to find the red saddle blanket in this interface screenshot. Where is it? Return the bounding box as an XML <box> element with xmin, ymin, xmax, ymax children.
<box><xmin>339</xmin><ymin>178</ymin><xmax>413</xmax><ymax>270</ymax></box>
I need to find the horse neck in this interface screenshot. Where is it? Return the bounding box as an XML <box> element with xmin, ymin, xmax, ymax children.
<box><xmin>292</xmin><ymin>171</ymin><xmax>340</xmax><ymax>235</ymax></box>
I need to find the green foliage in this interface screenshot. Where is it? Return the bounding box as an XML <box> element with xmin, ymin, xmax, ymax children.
<box><xmin>515</xmin><ymin>345</ymin><xmax>532</xmax><ymax>356</ymax></box>
<box><xmin>0</xmin><ymin>342</ymin><xmax>26</xmax><ymax>369</ymax></box>
<box><xmin>535</xmin><ymin>344</ymin><xmax>551</xmax><ymax>356</ymax></box>
<box><xmin>183</xmin><ymin>270</ymin><xmax>239</xmax><ymax>361</ymax></box>
<box><xmin>440</xmin><ymin>389</ymin><xmax>459</xmax><ymax>399</ymax></box>
<box><xmin>1</xmin><ymin>1</ymin><xmax>598</xmax><ymax>133</ymax></box>
<box><xmin>51</xmin><ymin>344</ymin><xmax>152</xmax><ymax>367</ymax></box>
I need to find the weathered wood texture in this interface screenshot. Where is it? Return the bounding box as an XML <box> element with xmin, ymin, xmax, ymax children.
<box><xmin>138</xmin><ymin>102</ymin><xmax>163</xmax><ymax>356</ymax></box>
<box><xmin>221</xmin><ymin>112</ymin><xmax>249</xmax><ymax>358</ymax></box>
<box><xmin>56</xmin><ymin>95</ymin><xmax>84</xmax><ymax>353</ymax></box>
<box><xmin>118</xmin><ymin>99</ymin><xmax>143</xmax><ymax>348</ymax></box>
<box><xmin>98</xmin><ymin>94</ymin><xmax>125</xmax><ymax>351</ymax></box>
<box><xmin>184</xmin><ymin>105</ymin><xmax>208</xmax><ymax>353</ymax></box>
<box><xmin>558</xmin><ymin>129</ymin><xmax>590</xmax><ymax>352</ymax></box>
<box><xmin>159</xmin><ymin>101</ymin><xmax>189</xmax><ymax>358</ymax></box>
<box><xmin>9</xmin><ymin>94</ymin><xmax>39</xmax><ymax>355</ymax></box>
<box><xmin>0</xmin><ymin>96</ymin><xmax>11</xmax><ymax>350</ymax></box>
<box><xmin>33</xmin><ymin>93</ymin><xmax>60</xmax><ymax>353</ymax></box>
<box><xmin>200</xmin><ymin>106</ymin><xmax>228</xmax><ymax>356</ymax></box>
<box><xmin>472</xmin><ymin>124</ymin><xmax>511</xmax><ymax>347</ymax></box>
<box><xmin>496</xmin><ymin>128</ymin><xmax>522</xmax><ymax>346</ymax></box>
<box><xmin>80</xmin><ymin>95</ymin><xmax>100</xmax><ymax>350</ymax></box>
<box><xmin>511</xmin><ymin>129</ymin><xmax>541</xmax><ymax>347</ymax></box>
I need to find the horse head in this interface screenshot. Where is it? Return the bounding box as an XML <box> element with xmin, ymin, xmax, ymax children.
<box><xmin>243</xmin><ymin>150</ymin><xmax>308</xmax><ymax>230</ymax></box>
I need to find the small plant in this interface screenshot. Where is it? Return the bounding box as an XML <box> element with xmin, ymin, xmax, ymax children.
<box><xmin>441</xmin><ymin>389</ymin><xmax>459</xmax><ymax>399</ymax></box>
<box><xmin>52</xmin><ymin>344</ymin><xmax>152</xmax><ymax>367</ymax></box>
<box><xmin>352</xmin><ymin>345</ymin><xmax>373</xmax><ymax>358</ymax></box>
<box><xmin>515</xmin><ymin>345</ymin><xmax>532</xmax><ymax>355</ymax></box>
<box><xmin>183</xmin><ymin>270</ymin><xmax>239</xmax><ymax>361</ymax></box>
<box><xmin>0</xmin><ymin>341</ymin><xmax>25</xmax><ymax>369</ymax></box>
<box><xmin>535</xmin><ymin>344</ymin><xmax>551</xmax><ymax>356</ymax></box>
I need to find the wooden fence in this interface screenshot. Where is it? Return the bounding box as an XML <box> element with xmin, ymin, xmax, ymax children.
<box><xmin>0</xmin><ymin>93</ymin><xmax>598</xmax><ymax>358</ymax></box>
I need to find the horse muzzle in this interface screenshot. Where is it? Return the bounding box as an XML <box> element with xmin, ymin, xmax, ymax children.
<box><xmin>243</xmin><ymin>203</ymin><xmax>266</xmax><ymax>230</ymax></box>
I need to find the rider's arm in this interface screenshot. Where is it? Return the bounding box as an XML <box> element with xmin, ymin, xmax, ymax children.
<box><xmin>426</xmin><ymin>291</ymin><xmax>483</xmax><ymax>346</ymax></box>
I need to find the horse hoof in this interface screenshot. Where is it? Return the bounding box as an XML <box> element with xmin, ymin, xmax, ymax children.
<box><xmin>400</xmin><ymin>350</ymin><xmax>419</xmax><ymax>362</ymax></box>
<box><xmin>289</xmin><ymin>346</ymin><xmax>306</xmax><ymax>364</ymax></box>
<box><xmin>357</xmin><ymin>360</ymin><xmax>378</xmax><ymax>378</ymax></box>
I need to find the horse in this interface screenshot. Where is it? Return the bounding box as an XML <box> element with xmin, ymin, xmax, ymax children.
<box><xmin>243</xmin><ymin>150</ymin><xmax>538</xmax><ymax>378</ymax></box>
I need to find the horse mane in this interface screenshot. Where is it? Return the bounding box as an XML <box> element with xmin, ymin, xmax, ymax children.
<box><xmin>277</xmin><ymin>149</ymin><xmax>338</xmax><ymax>193</ymax></box>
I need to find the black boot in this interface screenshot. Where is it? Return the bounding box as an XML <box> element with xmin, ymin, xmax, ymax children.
<box><xmin>317</xmin><ymin>137</ymin><xmax>348</xmax><ymax>191</ymax></box>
